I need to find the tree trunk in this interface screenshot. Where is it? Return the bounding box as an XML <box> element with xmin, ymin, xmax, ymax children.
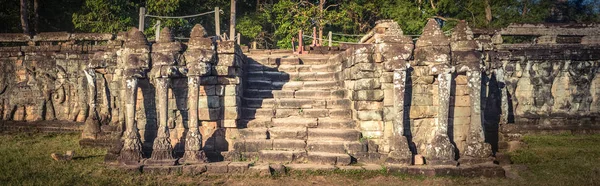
<box><xmin>318</xmin><ymin>0</ymin><xmax>324</xmax><ymax>45</ymax></box>
<box><xmin>229</xmin><ymin>0</ymin><xmax>236</xmax><ymax>41</ymax></box>
<box><xmin>485</xmin><ymin>0</ymin><xmax>492</xmax><ymax>24</ymax></box>
<box><xmin>522</xmin><ymin>1</ymin><xmax>528</xmax><ymax>16</ymax></box>
<box><xmin>20</xmin><ymin>0</ymin><xmax>30</xmax><ymax>34</ymax></box>
<box><xmin>34</xmin><ymin>0</ymin><xmax>39</xmax><ymax>34</ymax></box>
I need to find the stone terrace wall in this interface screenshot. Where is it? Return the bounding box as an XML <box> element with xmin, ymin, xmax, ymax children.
<box><xmin>0</xmin><ymin>26</ymin><xmax>245</xmax><ymax>161</ymax></box>
<box><xmin>1</xmin><ymin>21</ymin><xmax>600</xmax><ymax>165</ymax></box>
<box><xmin>483</xmin><ymin>23</ymin><xmax>600</xmax><ymax>149</ymax></box>
<box><xmin>335</xmin><ymin>20</ymin><xmax>600</xmax><ymax>162</ymax></box>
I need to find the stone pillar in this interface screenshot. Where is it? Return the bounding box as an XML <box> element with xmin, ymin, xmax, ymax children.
<box><xmin>387</xmin><ymin>68</ymin><xmax>412</xmax><ymax>164</ymax></box>
<box><xmin>425</xmin><ymin>69</ymin><xmax>457</xmax><ymax>165</ymax></box>
<box><xmin>146</xmin><ymin>27</ymin><xmax>185</xmax><ymax>165</ymax></box>
<box><xmin>147</xmin><ymin>77</ymin><xmax>176</xmax><ymax>165</ymax></box>
<box><xmin>182</xmin><ymin>76</ymin><xmax>207</xmax><ymax>163</ymax></box>
<box><xmin>181</xmin><ymin>24</ymin><xmax>214</xmax><ymax>163</ymax></box>
<box><xmin>495</xmin><ymin>68</ymin><xmax>508</xmax><ymax>125</ymax></box>
<box><xmin>81</xmin><ymin>69</ymin><xmax>100</xmax><ymax>139</ymax></box>
<box><xmin>117</xmin><ymin>27</ymin><xmax>150</xmax><ymax>165</ymax></box>
<box><xmin>452</xmin><ymin>21</ymin><xmax>492</xmax><ymax>164</ymax></box>
<box><xmin>118</xmin><ymin>77</ymin><xmax>143</xmax><ymax>165</ymax></box>
<box><xmin>461</xmin><ymin>70</ymin><xmax>492</xmax><ymax>164</ymax></box>
<box><xmin>415</xmin><ymin>19</ymin><xmax>457</xmax><ymax>166</ymax></box>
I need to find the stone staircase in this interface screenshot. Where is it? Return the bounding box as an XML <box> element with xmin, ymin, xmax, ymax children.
<box><xmin>234</xmin><ymin>54</ymin><xmax>365</xmax><ymax>165</ymax></box>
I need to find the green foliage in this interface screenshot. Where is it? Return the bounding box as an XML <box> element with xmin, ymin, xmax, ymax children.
<box><xmin>72</xmin><ymin>0</ymin><xmax>137</xmax><ymax>33</ymax></box>
<box><xmin>2</xmin><ymin>0</ymin><xmax>600</xmax><ymax>48</ymax></box>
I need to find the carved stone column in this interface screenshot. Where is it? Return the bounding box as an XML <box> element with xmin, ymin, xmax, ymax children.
<box><xmin>425</xmin><ymin>68</ymin><xmax>457</xmax><ymax>165</ymax></box>
<box><xmin>81</xmin><ymin>69</ymin><xmax>100</xmax><ymax>139</ymax></box>
<box><xmin>387</xmin><ymin>68</ymin><xmax>413</xmax><ymax>164</ymax></box>
<box><xmin>147</xmin><ymin>77</ymin><xmax>176</xmax><ymax>165</ymax></box>
<box><xmin>416</xmin><ymin>19</ymin><xmax>457</xmax><ymax>166</ymax></box>
<box><xmin>145</xmin><ymin>27</ymin><xmax>185</xmax><ymax>165</ymax></box>
<box><xmin>118</xmin><ymin>77</ymin><xmax>143</xmax><ymax>165</ymax></box>
<box><xmin>452</xmin><ymin>21</ymin><xmax>492</xmax><ymax>164</ymax></box>
<box><xmin>117</xmin><ymin>27</ymin><xmax>150</xmax><ymax>165</ymax></box>
<box><xmin>181</xmin><ymin>24</ymin><xmax>213</xmax><ymax>164</ymax></box>
<box><xmin>495</xmin><ymin>68</ymin><xmax>508</xmax><ymax>125</ymax></box>
<box><xmin>181</xmin><ymin>76</ymin><xmax>207</xmax><ymax>163</ymax></box>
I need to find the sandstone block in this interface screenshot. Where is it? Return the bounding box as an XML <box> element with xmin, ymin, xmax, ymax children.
<box><xmin>409</xmin><ymin>106</ymin><xmax>437</xmax><ymax>119</ymax></box>
<box><xmin>329</xmin><ymin>109</ymin><xmax>352</xmax><ymax>118</ymax></box>
<box><xmin>356</xmin><ymin>101</ymin><xmax>384</xmax><ymax>110</ymax></box>
<box><xmin>223</xmin><ymin>96</ymin><xmax>240</xmax><ymax>107</ymax></box>
<box><xmin>224</xmin><ymin>107</ymin><xmax>239</xmax><ymax>120</ymax></box>
<box><xmin>452</xmin><ymin>96</ymin><xmax>470</xmax><ymax>107</ymax></box>
<box><xmin>198</xmin><ymin>96</ymin><xmax>220</xmax><ymax>108</ymax></box>
<box><xmin>355</xmin><ymin>78</ymin><xmax>381</xmax><ymax>90</ymax></box>
<box><xmin>353</xmin><ymin>90</ymin><xmax>384</xmax><ymax>101</ymax></box>
<box><xmin>360</xmin><ymin>121</ymin><xmax>384</xmax><ymax>131</ymax></box>
<box><xmin>358</xmin><ymin>110</ymin><xmax>383</xmax><ymax>121</ymax></box>
<box><xmin>222</xmin><ymin>119</ymin><xmax>237</xmax><ymax>128</ymax></box>
<box><xmin>326</xmin><ymin>99</ymin><xmax>352</xmax><ymax>109</ymax></box>
<box><xmin>452</xmin><ymin>106</ymin><xmax>471</xmax><ymax>117</ymax></box>
<box><xmin>198</xmin><ymin>108</ymin><xmax>222</xmax><ymax>120</ymax></box>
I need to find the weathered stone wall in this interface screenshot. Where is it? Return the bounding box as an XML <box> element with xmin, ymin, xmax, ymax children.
<box><xmin>0</xmin><ymin>26</ymin><xmax>244</xmax><ymax>161</ymax></box>
<box><xmin>483</xmin><ymin>25</ymin><xmax>600</xmax><ymax>147</ymax></box>
<box><xmin>1</xmin><ymin>21</ymin><xmax>599</xmax><ymax>165</ymax></box>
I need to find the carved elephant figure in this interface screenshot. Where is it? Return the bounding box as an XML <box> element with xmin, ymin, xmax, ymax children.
<box><xmin>0</xmin><ymin>66</ymin><xmax>66</xmax><ymax>121</ymax></box>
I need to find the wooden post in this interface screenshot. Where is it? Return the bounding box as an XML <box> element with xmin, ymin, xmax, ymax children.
<box><xmin>291</xmin><ymin>37</ymin><xmax>296</xmax><ymax>53</ymax></box>
<box><xmin>318</xmin><ymin>29</ymin><xmax>323</xmax><ymax>46</ymax></box>
<box><xmin>298</xmin><ymin>29</ymin><xmax>304</xmax><ymax>54</ymax></box>
<box><xmin>328</xmin><ymin>31</ymin><xmax>332</xmax><ymax>47</ymax></box>
<box><xmin>312</xmin><ymin>27</ymin><xmax>317</xmax><ymax>46</ymax></box>
<box><xmin>229</xmin><ymin>0</ymin><xmax>236</xmax><ymax>41</ymax></box>
<box><xmin>155</xmin><ymin>20</ymin><xmax>161</xmax><ymax>41</ymax></box>
<box><xmin>139</xmin><ymin>7</ymin><xmax>146</xmax><ymax>32</ymax></box>
<box><xmin>215</xmin><ymin>7</ymin><xmax>220</xmax><ymax>39</ymax></box>
<box><xmin>252</xmin><ymin>41</ymin><xmax>257</xmax><ymax>50</ymax></box>
<box><xmin>237</xmin><ymin>33</ymin><xmax>241</xmax><ymax>45</ymax></box>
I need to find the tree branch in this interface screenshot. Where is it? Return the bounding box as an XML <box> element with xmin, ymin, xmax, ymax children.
<box><xmin>432</xmin><ymin>16</ymin><xmax>460</xmax><ymax>21</ymax></box>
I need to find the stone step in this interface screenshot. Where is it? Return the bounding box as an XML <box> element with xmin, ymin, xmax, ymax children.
<box><xmin>238</xmin><ymin>118</ymin><xmax>272</xmax><ymax>128</ymax></box>
<box><xmin>306</xmin><ymin>140</ymin><xmax>366</xmax><ymax>154</ymax></box>
<box><xmin>245</xmin><ymin>72</ymin><xmax>338</xmax><ymax>82</ymax></box>
<box><xmin>243</xmin><ymin>90</ymin><xmax>347</xmax><ymax>104</ymax></box>
<box><xmin>328</xmin><ymin>109</ymin><xmax>353</xmax><ymax>118</ymax></box>
<box><xmin>276</xmin><ymin>98</ymin><xmax>327</xmax><ymax>109</ymax></box>
<box><xmin>308</xmin><ymin>128</ymin><xmax>362</xmax><ymax>141</ymax></box>
<box><xmin>275</xmin><ymin>64</ymin><xmax>341</xmax><ymax>73</ymax></box>
<box><xmin>317</xmin><ymin>118</ymin><xmax>356</xmax><ymax>129</ymax></box>
<box><xmin>236</xmin><ymin>139</ymin><xmax>308</xmax><ymax>152</ymax></box>
<box><xmin>300</xmin><ymin>81</ymin><xmax>343</xmax><ymax>90</ymax></box>
<box><xmin>243</xmin><ymin>98</ymin><xmax>276</xmax><ymax>108</ymax></box>
<box><xmin>272</xmin><ymin>81</ymin><xmax>343</xmax><ymax>90</ymax></box>
<box><xmin>240</xmin><ymin>108</ymin><xmax>275</xmax><ymax>119</ymax></box>
<box><xmin>307</xmin><ymin>152</ymin><xmax>352</xmax><ymax>165</ymax></box>
<box><xmin>245</xmin><ymin>71</ymin><xmax>290</xmax><ymax>81</ymax></box>
<box><xmin>274</xmin><ymin>108</ymin><xmax>329</xmax><ymax>118</ymax></box>
<box><xmin>272</xmin><ymin>117</ymin><xmax>317</xmax><ymax>128</ymax></box>
<box><xmin>243</xmin><ymin>97</ymin><xmax>352</xmax><ymax>109</ymax></box>
<box><xmin>237</xmin><ymin>139</ymin><xmax>272</xmax><ymax>152</ymax></box>
<box><xmin>268</xmin><ymin>127</ymin><xmax>307</xmax><ymax>140</ymax></box>
<box><xmin>259</xmin><ymin>150</ymin><xmax>307</xmax><ymax>164</ymax></box>
<box><xmin>238</xmin><ymin>128</ymin><xmax>268</xmax><ymax>140</ymax></box>
<box><xmin>244</xmin><ymin>89</ymin><xmax>274</xmax><ymax>98</ymax></box>
<box><xmin>273</xmin><ymin>139</ymin><xmax>307</xmax><ymax>151</ymax></box>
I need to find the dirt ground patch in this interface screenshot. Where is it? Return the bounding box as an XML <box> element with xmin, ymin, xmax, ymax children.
<box><xmin>1</xmin><ymin>132</ymin><xmax>598</xmax><ymax>185</ymax></box>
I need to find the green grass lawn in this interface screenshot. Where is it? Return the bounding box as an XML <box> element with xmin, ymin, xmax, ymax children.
<box><xmin>0</xmin><ymin>132</ymin><xmax>599</xmax><ymax>185</ymax></box>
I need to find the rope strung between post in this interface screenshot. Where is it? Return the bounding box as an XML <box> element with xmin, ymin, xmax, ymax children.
<box><xmin>331</xmin><ymin>33</ymin><xmax>365</xmax><ymax>37</ymax></box>
<box><xmin>302</xmin><ymin>35</ymin><xmax>357</xmax><ymax>44</ymax></box>
<box><xmin>330</xmin><ymin>32</ymin><xmax>421</xmax><ymax>37</ymax></box>
<box><xmin>145</xmin><ymin>9</ymin><xmax>223</xmax><ymax>19</ymax></box>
